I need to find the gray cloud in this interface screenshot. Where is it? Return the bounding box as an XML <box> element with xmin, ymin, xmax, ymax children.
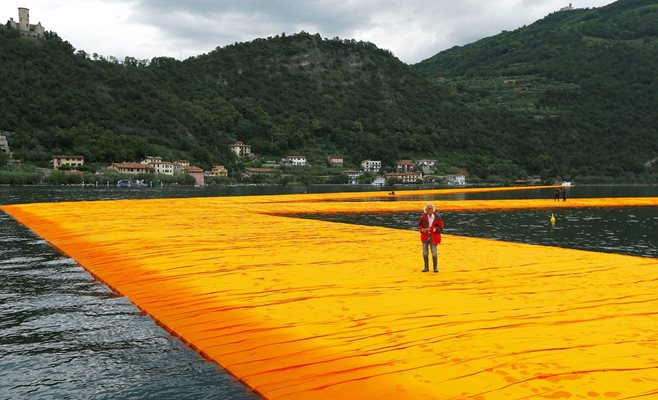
<box><xmin>3</xmin><ymin>0</ymin><xmax>616</xmax><ymax>63</ymax></box>
<box><xmin>123</xmin><ymin>0</ymin><xmax>615</xmax><ymax>63</ymax></box>
<box><xmin>128</xmin><ymin>0</ymin><xmax>376</xmax><ymax>46</ymax></box>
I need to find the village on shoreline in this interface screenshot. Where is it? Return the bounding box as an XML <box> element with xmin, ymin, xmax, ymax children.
<box><xmin>3</xmin><ymin>134</ymin><xmax>490</xmax><ymax>187</ymax></box>
<box><xmin>3</xmin><ymin>134</ymin><xmax>651</xmax><ymax>188</ymax></box>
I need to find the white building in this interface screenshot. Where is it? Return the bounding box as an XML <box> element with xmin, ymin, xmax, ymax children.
<box><xmin>371</xmin><ymin>176</ymin><xmax>386</xmax><ymax>186</ymax></box>
<box><xmin>386</xmin><ymin>171</ymin><xmax>423</xmax><ymax>184</ymax></box>
<box><xmin>285</xmin><ymin>155</ymin><xmax>307</xmax><ymax>166</ymax></box>
<box><xmin>140</xmin><ymin>156</ymin><xmax>175</xmax><ymax>175</ymax></box>
<box><xmin>439</xmin><ymin>174</ymin><xmax>466</xmax><ymax>186</ymax></box>
<box><xmin>151</xmin><ymin>162</ymin><xmax>175</xmax><ymax>175</ymax></box>
<box><xmin>361</xmin><ymin>160</ymin><xmax>381</xmax><ymax>173</ymax></box>
<box><xmin>107</xmin><ymin>162</ymin><xmax>152</xmax><ymax>174</ymax></box>
<box><xmin>396</xmin><ymin>160</ymin><xmax>415</xmax><ymax>172</ymax></box>
<box><xmin>343</xmin><ymin>169</ymin><xmax>363</xmax><ymax>185</ymax></box>
<box><xmin>141</xmin><ymin>156</ymin><xmax>163</xmax><ymax>165</ymax></box>
<box><xmin>229</xmin><ymin>141</ymin><xmax>252</xmax><ymax>158</ymax></box>
<box><xmin>417</xmin><ymin>159</ymin><xmax>438</xmax><ymax>173</ymax></box>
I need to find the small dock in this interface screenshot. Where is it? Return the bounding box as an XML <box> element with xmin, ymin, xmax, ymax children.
<box><xmin>2</xmin><ymin>188</ymin><xmax>658</xmax><ymax>399</ymax></box>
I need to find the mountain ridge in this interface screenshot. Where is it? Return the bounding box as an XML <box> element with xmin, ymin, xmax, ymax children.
<box><xmin>1</xmin><ymin>0</ymin><xmax>656</xmax><ymax>182</ymax></box>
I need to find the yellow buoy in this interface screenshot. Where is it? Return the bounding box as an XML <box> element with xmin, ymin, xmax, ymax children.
<box><xmin>550</xmin><ymin>213</ymin><xmax>556</xmax><ymax>224</ymax></box>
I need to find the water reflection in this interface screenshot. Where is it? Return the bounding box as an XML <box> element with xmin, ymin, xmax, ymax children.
<box><xmin>0</xmin><ymin>213</ymin><xmax>258</xmax><ymax>400</ymax></box>
<box><xmin>298</xmin><ymin>207</ymin><xmax>658</xmax><ymax>258</ymax></box>
<box><xmin>321</xmin><ymin>185</ymin><xmax>658</xmax><ymax>202</ymax></box>
<box><xmin>435</xmin><ymin>185</ymin><xmax>658</xmax><ymax>200</ymax></box>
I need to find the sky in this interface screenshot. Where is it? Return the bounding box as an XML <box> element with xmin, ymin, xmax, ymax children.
<box><xmin>2</xmin><ymin>0</ymin><xmax>617</xmax><ymax>64</ymax></box>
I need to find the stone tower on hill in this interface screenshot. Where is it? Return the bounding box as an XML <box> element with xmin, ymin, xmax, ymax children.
<box><xmin>6</xmin><ymin>7</ymin><xmax>45</xmax><ymax>38</ymax></box>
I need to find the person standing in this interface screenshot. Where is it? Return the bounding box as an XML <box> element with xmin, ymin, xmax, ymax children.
<box><xmin>418</xmin><ymin>203</ymin><xmax>444</xmax><ymax>273</ymax></box>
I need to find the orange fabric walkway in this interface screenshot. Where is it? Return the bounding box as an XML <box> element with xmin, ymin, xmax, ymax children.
<box><xmin>2</xmin><ymin>188</ymin><xmax>658</xmax><ymax>399</ymax></box>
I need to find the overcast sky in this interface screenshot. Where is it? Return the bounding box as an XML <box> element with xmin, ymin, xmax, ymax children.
<box><xmin>2</xmin><ymin>0</ymin><xmax>616</xmax><ymax>64</ymax></box>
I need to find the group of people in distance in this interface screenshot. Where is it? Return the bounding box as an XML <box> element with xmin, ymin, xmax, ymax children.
<box><xmin>554</xmin><ymin>188</ymin><xmax>567</xmax><ymax>201</ymax></box>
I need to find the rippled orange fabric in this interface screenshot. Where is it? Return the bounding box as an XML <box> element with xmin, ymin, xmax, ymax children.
<box><xmin>2</xmin><ymin>187</ymin><xmax>658</xmax><ymax>399</ymax></box>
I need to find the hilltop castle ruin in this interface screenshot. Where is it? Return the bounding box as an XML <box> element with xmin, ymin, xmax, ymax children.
<box><xmin>6</xmin><ymin>7</ymin><xmax>45</xmax><ymax>38</ymax></box>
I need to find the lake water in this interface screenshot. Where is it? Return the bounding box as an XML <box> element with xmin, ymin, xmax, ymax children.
<box><xmin>1</xmin><ymin>184</ymin><xmax>656</xmax><ymax>399</ymax></box>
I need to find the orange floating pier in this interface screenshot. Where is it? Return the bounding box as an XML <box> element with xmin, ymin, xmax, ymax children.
<box><xmin>2</xmin><ymin>188</ymin><xmax>658</xmax><ymax>399</ymax></box>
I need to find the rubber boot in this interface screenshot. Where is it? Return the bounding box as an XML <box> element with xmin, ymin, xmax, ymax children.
<box><xmin>432</xmin><ymin>256</ymin><xmax>438</xmax><ymax>273</ymax></box>
<box><xmin>422</xmin><ymin>255</ymin><xmax>429</xmax><ymax>272</ymax></box>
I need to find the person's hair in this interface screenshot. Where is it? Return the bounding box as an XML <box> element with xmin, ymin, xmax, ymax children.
<box><xmin>424</xmin><ymin>203</ymin><xmax>435</xmax><ymax>212</ymax></box>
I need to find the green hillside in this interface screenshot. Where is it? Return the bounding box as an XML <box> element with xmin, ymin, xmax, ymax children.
<box><xmin>414</xmin><ymin>0</ymin><xmax>658</xmax><ymax>180</ymax></box>
<box><xmin>1</xmin><ymin>0</ymin><xmax>656</xmax><ymax>183</ymax></box>
<box><xmin>0</xmin><ymin>30</ymin><xmax>466</xmax><ymax>173</ymax></box>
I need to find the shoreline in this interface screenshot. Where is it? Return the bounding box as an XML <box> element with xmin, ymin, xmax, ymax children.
<box><xmin>0</xmin><ymin>182</ymin><xmax>656</xmax><ymax>188</ymax></box>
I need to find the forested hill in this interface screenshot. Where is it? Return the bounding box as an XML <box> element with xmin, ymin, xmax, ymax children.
<box><xmin>414</xmin><ymin>0</ymin><xmax>658</xmax><ymax>179</ymax></box>
<box><xmin>0</xmin><ymin>29</ymin><xmax>469</xmax><ymax>173</ymax></box>
<box><xmin>1</xmin><ymin>0</ymin><xmax>657</xmax><ymax>182</ymax></box>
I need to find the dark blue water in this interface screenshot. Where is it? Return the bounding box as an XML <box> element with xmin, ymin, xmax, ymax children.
<box><xmin>0</xmin><ymin>212</ymin><xmax>259</xmax><ymax>400</ymax></box>
<box><xmin>330</xmin><ymin>184</ymin><xmax>658</xmax><ymax>202</ymax></box>
<box><xmin>301</xmin><ymin>207</ymin><xmax>658</xmax><ymax>258</ymax></box>
<box><xmin>0</xmin><ymin>184</ymin><xmax>390</xmax><ymax>205</ymax></box>
<box><xmin>0</xmin><ymin>184</ymin><xmax>656</xmax><ymax>399</ymax></box>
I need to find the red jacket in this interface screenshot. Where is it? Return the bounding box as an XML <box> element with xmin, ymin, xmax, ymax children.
<box><xmin>418</xmin><ymin>213</ymin><xmax>444</xmax><ymax>244</ymax></box>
